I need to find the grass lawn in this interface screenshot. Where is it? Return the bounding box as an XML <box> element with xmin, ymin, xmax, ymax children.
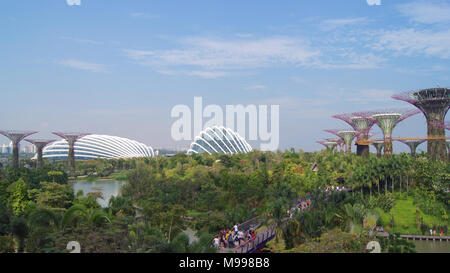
<box><xmin>376</xmin><ymin>196</ymin><xmax>446</xmax><ymax>235</ymax></box>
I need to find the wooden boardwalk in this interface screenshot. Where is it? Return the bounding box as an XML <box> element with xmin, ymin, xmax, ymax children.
<box><xmin>376</xmin><ymin>232</ymin><xmax>450</xmax><ymax>241</ymax></box>
<box><xmin>220</xmin><ymin>225</ymin><xmax>276</xmax><ymax>253</ymax></box>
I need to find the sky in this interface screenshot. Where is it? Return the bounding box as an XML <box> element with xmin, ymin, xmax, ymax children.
<box><xmin>1</xmin><ymin>0</ymin><xmax>449</xmax><ymax>153</ymax></box>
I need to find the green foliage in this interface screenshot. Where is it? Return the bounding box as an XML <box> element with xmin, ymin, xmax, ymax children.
<box><xmin>0</xmin><ymin>235</ymin><xmax>15</xmax><ymax>253</ymax></box>
<box><xmin>376</xmin><ymin>193</ymin><xmax>396</xmax><ymax>212</ymax></box>
<box><xmin>7</xmin><ymin>178</ymin><xmax>28</xmax><ymax>215</ymax></box>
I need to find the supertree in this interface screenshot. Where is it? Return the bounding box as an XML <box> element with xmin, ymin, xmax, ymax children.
<box><xmin>52</xmin><ymin>132</ymin><xmax>90</xmax><ymax>171</ymax></box>
<box><xmin>324</xmin><ymin>129</ymin><xmax>359</xmax><ymax>154</ymax></box>
<box><xmin>398</xmin><ymin>139</ymin><xmax>426</xmax><ymax>156</ymax></box>
<box><xmin>392</xmin><ymin>88</ymin><xmax>450</xmax><ymax>161</ymax></box>
<box><xmin>333</xmin><ymin>113</ymin><xmax>376</xmax><ymax>157</ymax></box>
<box><xmin>317</xmin><ymin>140</ymin><xmax>338</xmax><ymax>152</ymax></box>
<box><xmin>325</xmin><ymin>138</ymin><xmax>341</xmax><ymax>152</ymax></box>
<box><xmin>0</xmin><ymin>130</ymin><xmax>38</xmax><ymax>168</ymax></box>
<box><xmin>25</xmin><ymin>139</ymin><xmax>56</xmax><ymax>168</ymax></box>
<box><xmin>372</xmin><ymin>141</ymin><xmax>384</xmax><ymax>158</ymax></box>
<box><xmin>355</xmin><ymin>108</ymin><xmax>420</xmax><ymax>156</ymax></box>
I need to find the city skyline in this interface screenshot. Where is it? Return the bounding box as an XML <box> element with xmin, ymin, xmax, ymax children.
<box><xmin>1</xmin><ymin>0</ymin><xmax>449</xmax><ymax>153</ymax></box>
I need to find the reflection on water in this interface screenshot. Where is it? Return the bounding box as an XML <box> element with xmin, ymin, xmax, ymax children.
<box><xmin>413</xmin><ymin>240</ymin><xmax>450</xmax><ymax>253</ymax></box>
<box><xmin>71</xmin><ymin>180</ymin><xmax>126</xmax><ymax>208</ymax></box>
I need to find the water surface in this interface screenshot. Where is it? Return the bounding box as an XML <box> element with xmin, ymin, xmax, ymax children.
<box><xmin>71</xmin><ymin>179</ymin><xmax>126</xmax><ymax>208</ymax></box>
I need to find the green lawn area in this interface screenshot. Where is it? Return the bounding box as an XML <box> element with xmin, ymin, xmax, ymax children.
<box><xmin>376</xmin><ymin>196</ymin><xmax>446</xmax><ymax>235</ymax></box>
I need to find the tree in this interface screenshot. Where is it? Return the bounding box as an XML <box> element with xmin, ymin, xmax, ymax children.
<box><xmin>7</xmin><ymin>179</ymin><xmax>28</xmax><ymax>215</ymax></box>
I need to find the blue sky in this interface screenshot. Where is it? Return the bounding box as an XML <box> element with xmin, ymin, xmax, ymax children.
<box><xmin>1</xmin><ymin>0</ymin><xmax>449</xmax><ymax>152</ymax></box>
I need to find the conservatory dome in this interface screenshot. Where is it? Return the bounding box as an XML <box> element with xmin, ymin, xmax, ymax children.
<box><xmin>43</xmin><ymin>134</ymin><xmax>154</xmax><ymax>160</ymax></box>
<box><xmin>187</xmin><ymin>126</ymin><xmax>252</xmax><ymax>155</ymax></box>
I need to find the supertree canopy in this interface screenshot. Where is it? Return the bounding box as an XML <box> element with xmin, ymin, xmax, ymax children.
<box><xmin>392</xmin><ymin>88</ymin><xmax>450</xmax><ymax>161</ymax></box>
<box><xmin>333</xmin><ymin>113</ymin><xmax>376</xmax><ymax>157</ymax></box>
<box><xmin>372</xmin><ymin>141</ymin><xmax>384</xmax><ymax>158</ymax></box>
<box><xmin>0</xmin><ymin>130</ymin><xmax>38</xmax><ymax>168</ymax></box>
<box><xmin>398</xmin><ymin>139</ymin><xmax>426</xmax><ymax>156</ymax></box>
<box><xmin>25</xmin><ymin>139</ymin><xmax>56</xmax><ymax>168</ymax></box>
<box><xmin>355</xmin><ymin>108</ymin><xmax>420</xmax><ymax>156</ymax></box>
<box><xmin>324</xmin><ymin>129</ymin><xmax>358</xmax><ymax>154</ymax></box>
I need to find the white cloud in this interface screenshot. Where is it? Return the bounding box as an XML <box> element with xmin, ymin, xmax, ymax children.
<box><xmin>320</xmin><ymin>17</ymin><xmax>369</xmax><ymax>31</ymax></box>
<box><xmin>245</xmin><ymin>85</ymin><xmax>266</xmax><ymax>90</ymax></box>
<box><xmin>397</xmin><ymin>1</ymin><xmax>450</xmax><ymax>24</ymax></box>
<box><xmin>66</xmin><ymin>0</ymin><xmax>81</xmax><ymax>6</ymax></box>
<box><xmin>124</xmin><ymin>36</ymin><xmax>385</xmax><ymax>74</ymax></box>
<box><xmin>374</xmin><ymin>28</ymin><xmax>450</xmax><ymax>59</ymax></box>
<box><xmin>155</xmin><ymin>69</ymin><xmax>227</xmax><ymax>78</ymax></box>
<box><xmin>58</xmin><ymin>59</ymin><xmax>107</xmax><ymax>73</ymax></box>
<box><xmin>315</xmin><ymin>52</ymin><xmax>385</xmax><ymax>69</ymax></box>
<box><xmin>187</xmin><ymin>71</ymin><xmax>227</xmax><ymax>78</ymax></box>
<box><xmin>124</xmin><ymin>37</ymin><xmax>321</xmax><ymax>70</ymax></box>
<box><xmin>366</xmin><ymin>0</ymin><xmax>381</xmax><ymax>6</ymax></box>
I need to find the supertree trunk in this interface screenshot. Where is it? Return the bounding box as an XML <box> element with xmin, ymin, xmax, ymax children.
<box><xmin>68</xmin><ymin>144</ymin><xmax>75</xmax><ymax>170</ymax></box>
<box><xmin>12</xmin><ymin>143</ymin><xmax>19</xmax><ymax>169</ymax></box>
<box><xmin>37</xmin><ymin>148</ymin><xmax>43</xmax><ymax>168</ymax></box>
<box><xmin>427</xmin><ymin>116</ymin><xmax>447</xmax><ymax>161</ymax></box>
<box><xmin>384</xmin><ymin>136</ymin><xmax>393</xmax><ymax>156</ymax></box>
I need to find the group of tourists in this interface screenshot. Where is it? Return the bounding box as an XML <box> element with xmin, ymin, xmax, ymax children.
<box><xmin>287</xmin><ymin>198</ymin><xmax>311</xmax><ymax>218</ymax></box>
<box><xmin>430</xmin><ymin>229</ymin><xmax>445</xmax><ymax>237</ymax></box>
<box><xmin>323</xmin><ymin>185</ymin><xmax>348</xmax><ymax>192</ymax></box>
<box><xmin>212</xmin><ymin>224</ymin><xmax>256</xmax><ymax>249</ymax></box>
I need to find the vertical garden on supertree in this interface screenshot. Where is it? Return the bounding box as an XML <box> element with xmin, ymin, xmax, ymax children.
<box><xmin>393</xmin><ymin>88</ymin><xmax>449</xmax><ymax>161</ymax></box>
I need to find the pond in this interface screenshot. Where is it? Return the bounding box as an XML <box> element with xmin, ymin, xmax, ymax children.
<box><xmin>413</xmin><ymin>240</ymin><xmax>450</xmax><ymax>253</ymax></box>
<box><xmin>70</xmin><ymin>179</ymin><xmax>126</xmax><ymax>208</ymax></box>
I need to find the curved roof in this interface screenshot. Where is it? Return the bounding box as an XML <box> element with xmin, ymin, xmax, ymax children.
<box><xmin>187</xmin><ymin>126</ymin><xmax>252</xmax><ymax>155</ymax></box>
<box><xmin>43</xmin><ymin>134</ymin><xmax>154</xmax><ymax>160</ymax></box>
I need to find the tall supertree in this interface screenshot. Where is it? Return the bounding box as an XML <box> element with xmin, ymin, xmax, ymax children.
<box><xmin>392</xmin><ymin>88</ymin><xmax>450</xmax><ymax>161</ymax></box>
<box><xmin>398</xmin><ymin>139</ymin><xmax>426</xmax><ymax>156</ymax></box>
<box><xmin>52</xmin><ymin>132</ymin><xmax>90</xmax><ymax>171</ymax></box>
<box><xmin>355</xmin><ymin>109</ymin><xmax>420</xmax><ymax>156</ymax></box>
<box><xmin>25</xmin><ymin>139</ymin><xmax>56</xmax><ymax>168</ymax></box>
<box><xmin>0</xmin><ymin>130</ymin><xmax>38</xmax><ymax>168</ymax></box>
<box><xmin>333</xmin><ymin>113</ymin><xmax>376</xmax><ymax>157</ymax></box>
<box><xmin>324</xmin><ymin>129</ymin><xmax>358</xmax><ymax>154</ymax></box>
<box><xmin>372</xmin><ymin>141</ymin><xmax>384</xmax><ymax>158</ymax></box>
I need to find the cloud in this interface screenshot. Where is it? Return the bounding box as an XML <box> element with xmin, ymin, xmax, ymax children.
<box><xmin>245</xmin><ymin>85</ymin><xmax>266</xmax><ymax>90</ymax></box>
<box><xmin>397</xmin><ymin>1</ymin><xmax>450</xmax><ymax>24</ymax></box>
<box><xmin>124</xmin><ymin>37</ymin><xmax>321</xmax><ymax>70</ymax></box>
<box><xmin>58</xmin><ymin>59</ymin><xmax>107</xmax><ymax>73</ymax></box>
<box><xmin>366</xmin><ymin>0</ymin><xmax>381</xmax><ymax>6</ymax></box>
<box><xmin>66</xmin><ymin>0</ymin><xmax>81</xmax><ymax>6</ymax></box>
<box><xmin>374</xmin><ymin>28</ymin><xmax>450</xmax><ymax>59</ymax></box>
<box><xmin>315</xmin><ymin>52</ymin><xmax>385</xmax><ymax>69</ymax></box>
<box><xmin>320</xmin><ymin>17</ymin><xmax>369</xmax><ymax>31</ymax></box>
<box><xmin>155</xmin><ymin>69</ymin><xmax>227</xmax><ymax>78</ymax></box>
<box><xmin>187</xmin><ymin>71</ymin><xmax>227</xmax><ymax>78</ymax></box>
<box><xmin>124</xmin><ymin>36</ymin><xmax>385</xmax><ymax>74</ymax></box>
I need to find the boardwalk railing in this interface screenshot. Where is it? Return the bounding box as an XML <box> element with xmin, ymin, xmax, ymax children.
<box><xmin>376</xmin><ymin>232</ymin><xmax>450</xmax><ymax>241</ymax></box>
<box><xmin>226</xmin><ymin>224</ymin><xmax>276</xmax><ymax>254</ymax></box>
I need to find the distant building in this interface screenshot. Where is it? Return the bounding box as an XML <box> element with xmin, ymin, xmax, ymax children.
<box><xmin>43</xmin><ymin>134</ymin><xmax>155</xmax><ymax>160</ymax></box>
<box><xmin>187</xmin><ymin>126</ymin><xmax>252</xmax><ymax>155</ymax></box>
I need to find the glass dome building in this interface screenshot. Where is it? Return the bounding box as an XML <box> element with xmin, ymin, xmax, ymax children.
<box><xmin>187</xmin><ymin>126</ymin><xmax>252</xmax><ymax>155</ymax></box>
<box><xmin>42</xmin><ymin>134</ymin><xmax>154</xmax><ymax>160</ymax></box>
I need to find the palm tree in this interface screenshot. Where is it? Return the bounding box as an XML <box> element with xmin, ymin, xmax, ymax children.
<box><xmin>62</xmin><ymin>204</ymin><xmax>111</xmax><ymax>230</ymax></box>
